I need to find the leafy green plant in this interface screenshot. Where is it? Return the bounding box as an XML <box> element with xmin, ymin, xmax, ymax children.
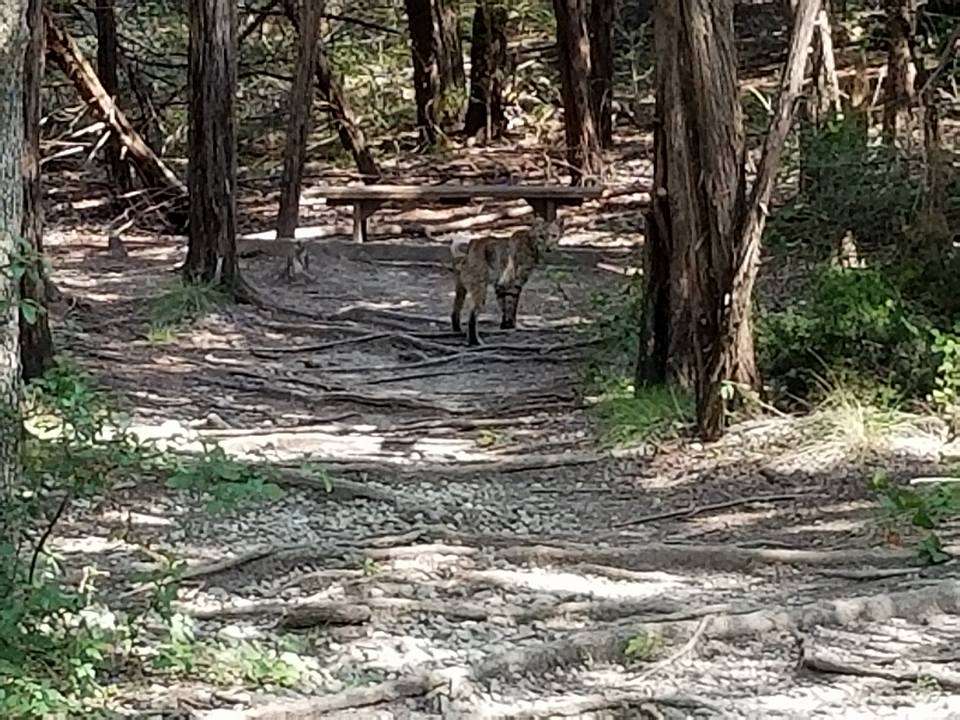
<box><xmin>581</xmin><ymin>272</ymin><xmax>644</xmax><ymax>391</ymax></box>
<box><xmin>873</xmin><ymin>473</ymin><xmax>959</xmax><ymax>564</ymax></box>
<box><xmin>153</xmin><ymin>617</ymin><xmax>309</xmax><ymax>689</ymax></box>
<box><xmin>165</xmin><ymin>442</ymin><xmax>284</xmax><ymax>514</ymax></box>
<box><xmin>624</xmin><ymin>630</ymin><xmax>662</xmax><ymax>663</ymax></box>
<box><xmin>760</xmin><ymin>266</ymin><xmax>933</xmax><ymax>402</ymax></box>
<box><xmin>591</xmin><ymin>380</ymin><xmax>693</xmax><ymax>447</ymax></box>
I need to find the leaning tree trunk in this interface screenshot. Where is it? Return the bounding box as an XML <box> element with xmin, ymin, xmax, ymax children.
<box><xmin>276</xmin><ymin>0</ymin><xmax>321</xmax><ymax>242</ymax></box>
<box><xmin>405</xmin><ymin>0</ymin><xmax>442</xmax><ymax>144</ymax></box>
<box><xmin>184</xmin><ymin>0</ymin><xmax>239</xmax><ymax>287</ymax></box>
<box><xmin>94</xmin><ymin>0</ymin><xmax>127</xmax><ymax>190</ymax></box>
<box><xmin>44</xmin><ymin>10</ymin><xmax>185</xmax><ymax>198</ymax></box>
<box><xmin>20</xmin><ymin>0</ymin><xmax>54</xmax><ymax>381</ymax></box>
<box><xmin>280</xmin><ymin>1</ymin><xmax>380</xmax><ymax>181</ymax></box>
<box><xmin>589</xmin><ymin>0</ymin><xmax>616</xmax><ymax>148</ymax></box>
<box><xmin>0</xmin><ymin>0</ymin><xmax>26</xmax><ymax>535</ymax></box>
<box><xmin>464</xmin><ymin>0</ymin><xmax>508</xmax><ymax>139</ymax></box>
<box><xmin>882</xmin><ymin>0</ymin><xmax>919</xmax><ymax>146</ymax></box>
<box><xmin>552</xmin><ymin>0</ymin><xmax>603</xmax><ymax>184</ymax></box>
<box><xmin>638</xmin><ymin>0</ymin><xmax>819</xmax><ymax>439</ymax></box>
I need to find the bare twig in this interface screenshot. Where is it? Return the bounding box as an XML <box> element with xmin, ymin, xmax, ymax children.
<box><xmin>612</xmin><ymin>493</ymin><xmax>799</xmax><ymax>528</ymax></box>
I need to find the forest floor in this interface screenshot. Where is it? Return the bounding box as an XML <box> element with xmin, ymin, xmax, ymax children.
<box><xmin>38</xmin><ymin>144</ymin><xmax>960</xmax><ymax>719</ymax></box>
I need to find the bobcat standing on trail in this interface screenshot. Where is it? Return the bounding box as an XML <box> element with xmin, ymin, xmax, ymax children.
<box><xmin>450</xmin><ymin>216</ymin><xmax>565</xmax><ymax>346</ymax></box>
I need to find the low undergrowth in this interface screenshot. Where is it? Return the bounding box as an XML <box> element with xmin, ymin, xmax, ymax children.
<box><xmin>0</xmin><ymin>360</ymin><xmax>296</xmax><ymax>716</ymax></box>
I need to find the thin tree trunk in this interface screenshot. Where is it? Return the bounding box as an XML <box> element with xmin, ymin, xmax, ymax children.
<box><xmin>44</xmin><ymin>10</ymin><xmax>185</xmax><ymax>198</ymax></box>
<box><xmin>94</xmin><ymin>0</ymin><xmax>127</xmax><ymax>190</ymax></box>
<box><xmin>20</xmin><ymin>0</ymin><xmax>54</xmax><ymax>382</ymax></box>
<box><xmin>882</xmin><ymin>0</ymin><xmax>919</xmax><ymax>146</ymax></box>
<box><xmin>314</xmin><ymin>46</ymin><xmax>380</xmax><ymax>180</ymax></box>
<box><xmin>0</xmin><ymin>0</ymin><xmax>26</xmax><ymax>536</ymax></box>
<box><xmin>434</xmin><ymin>0</ymin><xmax>464</xmax><ymax>92</ymax></box>
<box><xmin>464</xmin><ymin>0</ymin><xmax>508</xmax><ymax>139</ymax></box>
<box><xmin>405</xmin><ymin>0</ymin><xmax>441</xmax><ymax>144</ymax></box>
<box><xmin>276</xmin><ymin>0</ymin><xmax>321</xmax><ymax>241</ymax></box>
<box><xmin>184</xmin><ymin>0</ymin><xmax>239</xmax><ymax>287</ymax></box>
<box><xmin>700</xmin><ymin>0</ymin><xmax>821</xmax><ymax>438</ymax></box>
<box><xmin>281</xmin><ymin>1</ymin><xmax>380</xmax><ymax>181</ymax></box>
<box><xmin>811</xmin><ymin>2</ymin><xmax>841</xmax><ymax>122</ymax></box>
<box><xmin>589</xmin><ymin>0</ymin><xmax>616</xmax><ymax>148</ymax></box>
<box><xmin>552</xmin><ymin>0</ymin><xmax>603</xmax><ymax>184</ymax></box>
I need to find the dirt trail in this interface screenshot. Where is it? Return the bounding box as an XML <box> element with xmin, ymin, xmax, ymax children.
<box><xmin>44</xmin><ymin>215</ymin><xmax>960</xmax><ymax>719</ymax></box>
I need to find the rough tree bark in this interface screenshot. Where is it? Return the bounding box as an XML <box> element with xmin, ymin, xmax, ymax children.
<box><xmin>20</xmin><ymin>0</ymin><xmax>54</xmax><ymax>381</ymax></box>
<box><xmin>0</xmin><ymin>0</ymin><xmax>26</xmax><ymax>534</ymax></box>
<box><xmin>552</xmin><ymin>0</ymin><xmax>603</xmax><ymax>184</ymax></box>
<box><xmin>276</xmin><ymin>0</ymin><xmax>321</xmax><ymax>243</ymax></box>
<box><xmin>463</xmin><ymin>0</ymin><xmax>508</xmax><ymax>139</ymax></box>
<box><xmin>434</xmin><ymin>0</ymin><xmax>464</xmax><ymax>93</ymax></box>
<box><xmin>589</xmin><ymin>0</ymin><xmax>616</xmax><ymax>148</ymax></box>
<box><xmin>882</xmin><ymin>0</ymin><xmax>919</xmax><ymax>145</ymax></box>
<box><xmin>405</xmin><ymin>0</ymin><xmax>442</xmax><ymax>143</ymax></box>
<box><xmin>638</xmin><ymin>0</ymin><xmax>819</xmax><ymax>439</ymax></box>
<box><xmin>94</xmin><ymin>0</ymin><xmax>127</xmax><ymax>190</ymax></box>
<box><xmin>184</xmin><ymin>0</ymin><xmax>239</xmax><ymax>287</ymax></box>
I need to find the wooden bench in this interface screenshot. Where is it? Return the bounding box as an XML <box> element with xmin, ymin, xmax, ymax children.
<box><xmin>309</xmin><ymin>184</ymin><xmax>603</xmax><ymax>243</ymax></box>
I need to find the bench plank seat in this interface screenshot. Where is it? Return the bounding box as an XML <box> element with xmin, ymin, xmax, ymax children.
<box><xmin>306</xmin><ymin>183</ymin><xmax>602</xmax><ymax>242</ymax></box>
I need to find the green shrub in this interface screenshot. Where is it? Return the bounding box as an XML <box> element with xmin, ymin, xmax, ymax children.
<box><xmin>760</xmin><ymin>266</ymin><xmax>933</xmax><ymax>401</ymax></box>
<box><xmin>768</xmin><ymin>115</ymin><xmax>920</xmax><ymax>253</ymax></box>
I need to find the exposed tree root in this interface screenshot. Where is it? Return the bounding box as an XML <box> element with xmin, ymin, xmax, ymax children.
<box><xmin>477</xmin><ymin>580</ymin><xmax>960</xmax><ymax>680</ymax></box>
<box><xmin>505</xmin><ymin>693</ymin><xmax>724</xmax><ymax>719</ymax></box>
<box><xmin>800</xmin><ymin>646</ymin><xmax>960</xmax><ymax>690</ymax></box>
<box><xmin>496</xmin><ymin>541</ymin><xmax>917</xmax><ymax>573</ymax></box>
<box><xmin>199</xmin><ymin>671</ymin><xmax>448</xmax><ymax>719</ymax></box>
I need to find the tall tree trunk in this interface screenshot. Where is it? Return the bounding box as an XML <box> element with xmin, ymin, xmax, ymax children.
<box><xmin>637</xmin><ymin>0</ymin><xmax>745</xmax><ymax>393</ymax></box>
<box><xmin>589</xmin><ymin>0</ymin><xmax>616</xmax><ymax>148</ymax></box>
<box><xmin>464</xmin><ymin>0</ymin><xmax>508</xmax><ymax>139</ymax></box>
<box><xmin>20</xmin><ymin>0</ymin><xmax>54</xmax><ymax>382</ymax></box>
<box><xmin>184</xmin><ymin>0</ymin><xmax>239</xmax><ymax>287</ymax></box>
<box><xmin>405</xmin><ymin>0</ymin><xmax>441</xmax><ymax>144</ymax></box>
<box><xmin>552</xmin><ymin>0</ymin><xmax>603</xmax><ymax>184</ymax></box>
<box><xmin>434</xmin><ymin>0</ymin><xmax>464</xmax><ymax>92</ymax></box>
<box><xmin>94</xmin><ymin>0</ymin><xmax>127</xmax><ymax>190</ymax></box>
<box><xmin>0</xmin><ymin>0</ymin><xmax>26</xmax><ymax>536</ymax></box>
<box><xmin>276</xmin><ymin>0</ymin><xmax>321</xmax><ymax>241</ymax></box>
<box><xmin>882</xmin><ymin>0</ymin><xmax>919</xmax><ymax>146</ymax></box>
<box><xmin>638</xmin><ymin>0</ymin><xmax>819</xmax><ymax>439</ymax></box>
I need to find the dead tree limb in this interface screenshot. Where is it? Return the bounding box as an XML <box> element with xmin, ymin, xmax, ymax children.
<box><xmin>43</xmin><ymin>9</ymin><xmax>185</xmax><ymax>199</ymax></box>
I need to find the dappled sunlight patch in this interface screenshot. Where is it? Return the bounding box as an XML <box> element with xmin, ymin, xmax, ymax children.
<box><xmin>465</xmin><ymin>567</ymin><xmax>686</xmax><ymax>600</ymax></box>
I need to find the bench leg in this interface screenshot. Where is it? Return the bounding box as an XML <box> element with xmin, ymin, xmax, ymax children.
<box><xmin>352</xmin><ymin>204</ymin><xmax>368</xmax><ymax>243</ymax></box>
<box><xmin>528</xmin><ymin>199</ymin><xmax>557</xmax><ymax>222</ymax></box>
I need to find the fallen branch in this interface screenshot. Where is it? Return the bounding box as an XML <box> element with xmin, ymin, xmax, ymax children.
<box><xmin>44</xmin><ymin>9</ymin><xmax>185</xmax><ymax>198</ymax></box>
<box><xmin>477</xmin><ymin>580</ymin><xmax>960</xmax><ymax>680</ymax></box>
<box><xmin>613</xmin><ymin>493</ymin><xmax>800</xmax><ymax>527</ymax></box>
